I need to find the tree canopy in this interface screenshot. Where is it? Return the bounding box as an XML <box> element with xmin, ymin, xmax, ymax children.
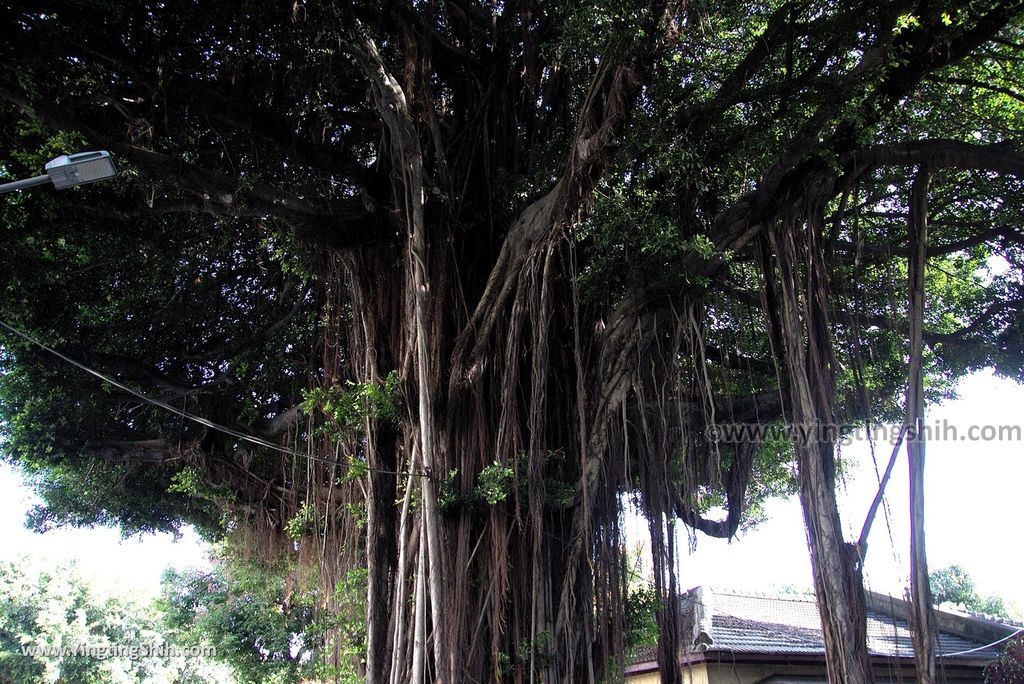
<box><xmin>159</xmin><ymin>547</ymin><xmax>366</xmax><ymax>684</ymax></box>
<box><xmin>1</xmin><ymin>1</ymin><xmax>1024</xmax><ymax>682</ymax></box>
<box><xmin>0</xmin><ymin>556</ymin><xmax>232</xmax><ymax>684</ymax></box>
<box><xmin>930</xmin><ymin>564</ymin><xmax>1017</xmax><ymax>619</ymax></box>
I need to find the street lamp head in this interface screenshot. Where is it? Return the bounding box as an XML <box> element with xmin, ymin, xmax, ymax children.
<box><xmin>0</xmin><ymin>150</ymin><xmax>117</xmax><ymax>195</ymax></box>
<box><xmin>44</xmin><ymin>151</ymin><xmax>117</xmax><ymax>190</ymax></box>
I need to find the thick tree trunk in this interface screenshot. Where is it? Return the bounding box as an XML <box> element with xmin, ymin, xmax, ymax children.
<box><xmin>770</xmin><ymin>223</ymin><xmax>873</xmax><ymax>684</ymax></box>
<box><xmin>907</xmin><ymin>167</ymin><xmax>938</xmax><ymax>683</ymax></box>
<box><xmin>341</xmin><ymin>247</ymin><xmax>406</xmax><ymax>683</ymax></box>
<box><xmin>365</xmin><ymin>434</ymin><xmax>396</xmax><ymax>682</ymax></box>
<box><xmin>799</xmin><ymin>446</ymin><xmax>873</xmax><ymax>684</ymax></box>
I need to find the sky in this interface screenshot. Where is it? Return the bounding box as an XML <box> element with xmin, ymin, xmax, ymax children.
<box><xmin>0</xmin><ymin>466</ymin><xmax>210</xmax><ymax>600</ymax></box>
<box><xmin>0</xmin><ymin>369</ymin><xmax>1021</xmax><ymax>612</ymax></box>
<box><xmin>631</xmin><ymin>368</ymin><xmax>1024</xmax><ymax>613</ymax></box>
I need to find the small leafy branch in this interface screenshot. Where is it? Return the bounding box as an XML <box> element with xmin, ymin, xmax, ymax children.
<box><xmin>438</xmin><ymin>461</ymin><xmax>515</xmax><ymax>514</ymax></box>
<box><xmin>285</xmin><ymin>502</ymin><xmax>321</xmax><ymax>540</ymax></box>
<box><xmin>168</xmin><ymin>467</ymin><xmax>234</xmax><ymax>507</ymax></box>
<box><xmin>477</xmin><ymin>461</ymin><xmax>514</xmax><ymax>505</ymax></box>
<box><xmin>438</xmin><ymin>451</ymin><xmax>579</xmax><ymax>515</ymax></box>
<box><xmin>300</xmin><ymin>371</ymin><xmax>402</xmax><ymax>440</ymax></box>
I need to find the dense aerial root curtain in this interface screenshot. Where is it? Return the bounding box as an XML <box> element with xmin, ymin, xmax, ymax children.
<box><xmin>907</xmin><ymin>167</ymin><xmax>938</xmax><ymax>683</ymax></box>
<box><xmin>341</xmin><ymin>8</ymin><xmax>676</xmax><ymax>683</ymax></box>
<box><xmin>766</xmin><ymin>212</ymin><xmax>872</xmax><ymax>684</ymax></box>
<box><xmin>337</xmin><ymin>247</ymin><xmax>406</xmax><ymax>683</ymax></box>
<box><xmin>346</xmin><ymin>25</ymin><xmax>448</xmax><ymax>681</ymax></box>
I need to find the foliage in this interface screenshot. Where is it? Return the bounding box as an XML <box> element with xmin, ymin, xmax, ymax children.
<box><xmin>476</xmin><ymin>461</ymin><xmax>514</xmax><ymax>506</ymax></box>
<box><xmin>0</xmin><ymin>178</ymin><xmax>317</xmax><ymax>537</ymax></box>
<box><xmin>624</xmin><ymin>584</ymin><xmax>661</xmax><ymax>652</ymax></box>
<box><xmin>986</xmin><ymin>637</ymin><xmax>1024</xmax><ymax>684</ymax></box>
<box><xmin>621</xmin><ymin>544</ymin><xmax>660</xmax><ymax>653</ymax></box>
<box><xmin>283</xmin><ymin>503</ymin><xmax>319</xmax><ymax>541</ymax></box>
<box><xmin>930</xmin><ymin>565</ymin><xmax>1014</xmax><ymax>618</ymax></box>
<box><xmin>931</xmin><ymin>564</ymin><xmax>979</xmax><ymax>607</ymax></box>
<box><xmin>327</xmin><ymin>567</ymin><xmax>368</xmax><ymax>684</ymax></box>
<box><xmin>439</xmin><ymin>452</ymin><xmax>580</xmax><ymax>515</ymax></box>
<box><xmin>0</xmin><ymin>556</ymin><xmax>232</xmax><ymax>684</ymax></box>
<box><xmin>159</xmin><ymin>552</ymin><xmax>348</xmax><ymax>684</ymax></box>
<box><xmin>168</xmin><ymin>468</ymin><xmax>235</xmax><ymax>510</ymax></box>
<box><xmin>299</xmin><ymin>371</ymin><xmax>402</xmax><ymax>440</ymax></box>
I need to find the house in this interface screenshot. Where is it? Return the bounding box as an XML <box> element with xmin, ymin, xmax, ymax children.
<box><xmin>625</xmin><ymin>586</ymin><xmax>1021</xmax><ymax>683</ymax></box>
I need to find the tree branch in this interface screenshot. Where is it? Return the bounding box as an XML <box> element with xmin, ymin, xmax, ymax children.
<box><xmin>926</xmin><ymin>74</ymin><xmax>1024</xmax><ymax>105</ymax></box>
<box><xmin>851</xmin><ymin>139</ymin><xmax>1024</xmax><ymax>176</ymax></box>
<box><xmin>0</xmin><ymin>87</ymin><xmax>387</xmax><ymax>249</ymax></box>
<box><xmin>452</xmin><ymin>6</ymin><xmax>668</xmax><ymax>380</ymax></box>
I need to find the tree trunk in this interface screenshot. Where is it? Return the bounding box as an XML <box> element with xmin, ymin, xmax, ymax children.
<box><xmin>769</xmin><ymin>222</ymin><xmax>873</xmax><ymax>684</ymax></box>
<box><xmin>907</xmin><ymin>167</ymin><xmax>938</xmax><ymax>683</ymax></box>
<box><xmin>799</xmin><ymin>445</ymin><xmax>873</xmax><ymax>684</ymax></box>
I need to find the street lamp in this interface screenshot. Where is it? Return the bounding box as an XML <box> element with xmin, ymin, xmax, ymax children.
<box><xmin>0</xmin><ymin>151</ymin><xmax>117</xmax><ymax>194</ymax></box>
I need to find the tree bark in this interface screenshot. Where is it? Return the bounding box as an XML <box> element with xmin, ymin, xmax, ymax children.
<box><xmin>348</xmin><ymin>24</ymin><xmax>452</xmax><ymax>681</ymax></box>
<box><xmin>907</xmin><ymin>167</ymin><xmax>938</xmax><ymax>684</ymax></box>
<box><xmin>769</xmin><ymin>223</ymin><xmax>873</xmax><ymax>684</ymax></box>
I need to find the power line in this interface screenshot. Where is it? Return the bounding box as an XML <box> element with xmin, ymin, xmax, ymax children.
<box><xmin>938</xmin><ymin>626</ymin><xmax>1024</xmax><ymax>659</ymax></box>
<box><xmin>0</xmin><ymin>318</ymin><xmax>422</xmax><ymax>480</ymax></box>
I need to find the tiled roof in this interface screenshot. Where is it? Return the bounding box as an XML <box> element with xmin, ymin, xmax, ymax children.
<box><xmin>695</xmin><ymin>588</ymin><xmax>1009</xmax><ymax>662</ymax></box>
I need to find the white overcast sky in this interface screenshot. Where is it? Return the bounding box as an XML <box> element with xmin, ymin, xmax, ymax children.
<box><xmin>0</xmin><ymin>467</ymin><xmax>210</xmax><ymax>599</ymax></box>
<box><xmin>630</xmin><ymin>368</ymin><xmax>1024</xmax><ymax>613</ymax></box>
<box><xmin>1</xmin><ymin>369</ymin><xmax>1021</xmax><ymax>611</ymax></box>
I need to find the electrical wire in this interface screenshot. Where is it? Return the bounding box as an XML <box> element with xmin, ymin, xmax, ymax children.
<box><xmin>938</xmin><ymin>626</ymin><xmax>1024</xmax><ymax>659</ymax></box>
<box><xmin>0</xmin><ymin>318</ymin><xmax>423</xmax><ymax>480</ymax></box>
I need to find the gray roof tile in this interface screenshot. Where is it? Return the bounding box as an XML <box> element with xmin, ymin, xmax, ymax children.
<box><xmin>699</xmin><ymin>589</ymin><xmax>1006</xmax><ymax>661</ymax></box>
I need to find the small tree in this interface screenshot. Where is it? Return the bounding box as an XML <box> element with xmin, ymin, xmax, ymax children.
<box><xmin>159</xmin><ymin>552</ymin><xmax>365</xmax><ymax>684</ymax></box>
<box><xmin>985</xmin><ymin>636</ymin><xmax>1024</xmax><ymax>684</ymax></box>
<box><xmin>930</xmin><ymin>565</ymin><xmax>1013</xmax><ymax>618</ymax></box>
<box><xmin>930</xmin><ymin>565</ymin><xmax>978</xmax><ymax>607</ymax></box>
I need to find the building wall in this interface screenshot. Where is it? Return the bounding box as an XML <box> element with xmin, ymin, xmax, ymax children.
<box><xmin>702</xmin><ymin>661</ymin><xmax>984</xmax><ymax>684</ymax></box>
<box><xmin>627</xmin><ymin>663</ymin><xmax>709</xmax><ymax>684</ymax></box>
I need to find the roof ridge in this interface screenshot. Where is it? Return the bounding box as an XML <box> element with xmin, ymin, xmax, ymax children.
<box><xmin>866</xmin><ymin>590</ymin><xmax>1024</xmax><ymax>628</ymax></box>
<box><xmin>680</xmin><ymin>586</ymin><xmax>1009</xmax><ymax>663</ymax></box>
<box><xmin>705</xmin><ymin>585</ymin><xmax>816</xmax><ymax>601</ymax></box>
<box><xmin>938</xmin><ymin>603</ymin><xmax>1024</xmax><ymax>629</ymax></box>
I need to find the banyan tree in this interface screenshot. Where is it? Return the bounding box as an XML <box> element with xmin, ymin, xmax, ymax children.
<box><xmin>2</xmin><ymin>1</ymin><xmax>1024</xmax><ymax>682</ymax></box>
